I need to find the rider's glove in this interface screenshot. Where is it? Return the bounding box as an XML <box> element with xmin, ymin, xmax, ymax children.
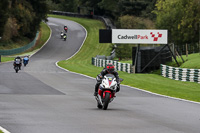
<box><xmin>99</xmin><ymin>74</ymin><xmax>103</xmax><ymax>79</ymax></box>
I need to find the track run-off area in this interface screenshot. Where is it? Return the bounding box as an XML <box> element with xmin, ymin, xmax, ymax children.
<box><xmin>0</xmin><ymin>17</ymin><xmax>200</xmax><ymax>133</ymax></box>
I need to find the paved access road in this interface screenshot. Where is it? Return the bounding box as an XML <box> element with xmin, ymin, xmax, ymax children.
<box><xmin>0</xmin><ymin>17</ymin><xmax>200</xmax><ymax>133</ymax></box>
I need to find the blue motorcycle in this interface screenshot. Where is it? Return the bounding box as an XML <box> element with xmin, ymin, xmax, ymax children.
<box><xmin>23</xmin><ymin>56</ymin><xmax>29</xmax><ymax>66</ymax></box>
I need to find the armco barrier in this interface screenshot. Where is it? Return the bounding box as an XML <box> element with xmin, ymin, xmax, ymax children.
<box><xmin>0</xmin><ymin>32</ymin><xmax>39</xmax><ymax>55</ymax></box>
<box><xmin>92</xmin><ymin>57</ymin><xmax>132</xmax><ymax>73</ymax></box>
<box><xmin>50</xmin><ymin>10</ymin><xmax>116</xmax><ymax>29</ymax></box>
<box><xmin>161</xmin><ymin>64</ymin><xmax>200</xmax><ymax>83</ymax></box>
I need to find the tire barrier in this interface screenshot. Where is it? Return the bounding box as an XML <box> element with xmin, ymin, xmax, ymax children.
<box><xmin>161</xmin><ymin>64</ymin><xmax>200</xmax><ymax>83</ymax></box>
<box><xmin>0</xmin><ymin>32</ymin><xmax>39</xmax><ymax>55</ymax></box>
<box><xmin>92</xmin><ymin>57</ymin><xmax>132</xmax><ymax>73</ymax></box>
<box><xmin>132</xmin><ymin>46</ymin><xmax>172</xmax><ymax>73</ymax></box>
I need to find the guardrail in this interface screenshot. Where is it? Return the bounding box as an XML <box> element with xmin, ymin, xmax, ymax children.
<box><xmin>50</xmin><ymin>10</ymin><xmax>116</xmax><ymax>29</ymax></box>
<box><xmin>92</xmin><ymin>57</ymin><xmax>132</xmax><ymax>73</ymax></box>
<box><xmin>0</xmin><ymin>32</ymin><xmax>39</xmax><ymax>56</ymax></box>
<box><xmin>161</xmin><ymin>64</ymin><xmax>200</xmax><ymax>83</ymax></box>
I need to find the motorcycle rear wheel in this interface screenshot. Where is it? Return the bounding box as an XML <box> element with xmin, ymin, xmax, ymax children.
<box><xmin>103</xmin><ymin>92</ymin><xmax>110</xmax><ymax>110</ymax></box>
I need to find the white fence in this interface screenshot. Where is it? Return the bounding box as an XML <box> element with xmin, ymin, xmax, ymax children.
<box><xmin>161</xmin><ymin>64</ymin><xmax>200</xmax><ymax>83</ymax></box>
<box><xmin>92</xmin><ymin>57</ymin><xmax>132</xmax><ymax>73</ymax></box>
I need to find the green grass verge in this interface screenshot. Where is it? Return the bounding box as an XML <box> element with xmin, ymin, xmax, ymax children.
<box><xmin>1</xmin><ymin>22</ymin><xmax>50</xmax><ymax>62</ymax></box>
<box><xmin>52</xmin><ymin>14</ymin><xmax>200</xmax><ymax>102</ymax></box>
<box><xmin>178</xmin><ymin>53</ymin><xmax>200</xmax><ymax>69</ymax></box>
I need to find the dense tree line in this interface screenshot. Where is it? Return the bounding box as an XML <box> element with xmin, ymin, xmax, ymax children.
<box><xmin>0</xmin><ymin>0</ymin><xmax>48</xmax><ymax>42</ymax></box>
<box><xmin>154</xmin><ymin>0</ymin><xmax>200</xmax><ymax>46</ymax></box>
<box><xmin>47</xmin><ymin>0</ymin><xmax>156</xmax><ymax>27</ymax></box>
<box><xmin>0</xmin><ymin>0</ymin><xmax>9</xmax><ymax>38</ymax></box>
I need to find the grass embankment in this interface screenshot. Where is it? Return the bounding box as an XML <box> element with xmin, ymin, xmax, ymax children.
<box><xmin>1</xmin><ymin>22</ymin><xmax>50</xmax><ymax>62</ymax></box>
<box><xmin>178</xmin><ymin>54</ymin><xmax>200</xmax><ymax>69</ymax></box>
<box><xmin>51</xmin><ymin>14</ymin><xmax>200</xmax><ymax>102</ymax></box>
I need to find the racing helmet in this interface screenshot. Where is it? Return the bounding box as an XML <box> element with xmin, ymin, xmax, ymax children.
<box><xmin>106</xmin><ymin>63</ymin><xmax>115</xmax><ymax>73</ymax></box>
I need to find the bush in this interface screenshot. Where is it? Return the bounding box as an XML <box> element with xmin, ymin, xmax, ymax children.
<box><xmin>118</xmin><ymin>15</ymin><xmax>155</xmax><ymax>29</ymax></box>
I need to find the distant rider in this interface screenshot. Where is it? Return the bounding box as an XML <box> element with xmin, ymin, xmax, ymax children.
<box><xmin>23</xmin><ymin>55</ymin><xmax>29</xmax><ymax>66</ymax></box>
<box><xmin>63</xmin><ymin>33</ymin><xmax>67</xmax><ymax>40</ymax></box>
<box><xmin>64</xmin><ymin>26</ymin><xmax>68</xmax><ymax>32</ymax></box>
<box><xmin>61</xmin><ymin>31</ymin><xmax>64</xmax><ymax>38</ymax></box>
<box><xmin>94</xmin><ymin>63</ymin><xmax>120</xmax><ymax>96</ymax></box>
<box><xmin>13</xmin><ymin>56</ymin><xmax>22</xmax><ymax>70</ymax></box>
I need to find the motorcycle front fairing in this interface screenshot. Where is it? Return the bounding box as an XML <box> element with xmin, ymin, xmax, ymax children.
<box><xmin>98</xmin><ymin>74</ymin><xmax>117</xmax><ymax>99</ymax></box>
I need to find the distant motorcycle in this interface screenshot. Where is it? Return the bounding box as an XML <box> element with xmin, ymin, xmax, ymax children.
<box><xmin>13</xmin><ymin>61</ymin><xmax>21</xmax><ymax>73</ymax></box>
<box><xmin>23</xmin><ymin>56</ymin><xmax>29</xmax><ymax>66</ymax></box>
<box><xmin>60</xmin><ymin>32</ymin><xmax>64</xmax><ymax>39</ymax></box>
<box><xmin>95</xmin><ymin>74</ymin><xmax>123</xmax><ymax>110</ymax></box>
<box><xmin>63</xmin><ymin>34</ymin><xmax>67</xmax><ymax>41</ymax></box>
<box><xmin>64</xmin><ymin>26</ymin><xmax>68</xmax><ymax>32</ymax></box>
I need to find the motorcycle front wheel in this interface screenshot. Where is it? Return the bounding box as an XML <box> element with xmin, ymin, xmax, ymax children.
<box><xmin>103</xmin><ymin>92</ymin><xmax>110</xmax><ymax>110</ymax></box>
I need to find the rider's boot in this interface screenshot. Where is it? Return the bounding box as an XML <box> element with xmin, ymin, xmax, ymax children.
<box><xmin>94</xmin><ymin>84</ymin><xmax>99</xmax><ymax>96</ymax></box>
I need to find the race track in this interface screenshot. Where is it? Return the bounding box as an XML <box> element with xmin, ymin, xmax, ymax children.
<box><xmin>0</xmin><ymin>17</ymin><xmax>200</xmax><ymax>133</ymax></box>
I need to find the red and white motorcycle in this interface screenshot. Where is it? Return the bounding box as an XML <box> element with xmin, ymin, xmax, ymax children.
<box><xmin>95</xmin><ymin>74</ymin><xmax>123</xmax><ymax>110</ymax></box>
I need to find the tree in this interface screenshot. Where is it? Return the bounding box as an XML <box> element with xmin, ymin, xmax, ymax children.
<box><xmin>26</xmin><ymin>0</ymin><xmax>49</xmax><ymax>38</ymax></box>
<box><xmin>119</xmin><ymin>0</ymin><xmax>149</xmax><ymax>16</ymax></box>
<box><xmin>11</xmin><ymin>1</ymin><xmax>34</xmax><ymax>36</ymax></box>
<box><xmin>98</xmin><ymin>0</ymin><xmax>119</xmax><ymax>18</ymax></box>
<box><xmin>1</xmin><ymin>0</ymin><xmax>49</xmax><ymax>41</ymax></box>
<box><xmin>0</xmin><ymin>0</ymin><xmax>9</xmax><ymax>38</ymax></box>
<box><xmin>58</xmin><ymin>0</ymin><xmax>78</xmax><ymax>12</ymax></box>
<box><xmin>118</xmin><ymin>15</ymin><xmax>155</xmax><ymax>29</ymax></box>
<box><xmin>153</xmin><ymin>0</ymin><xmax>200</xmax><ymax>45</ymax></box>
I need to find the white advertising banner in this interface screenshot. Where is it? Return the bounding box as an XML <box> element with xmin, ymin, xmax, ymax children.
<box><xmin>112</xmin><ymin>29</ymin><xmax>168</xmax><ymax>44</ymax></box>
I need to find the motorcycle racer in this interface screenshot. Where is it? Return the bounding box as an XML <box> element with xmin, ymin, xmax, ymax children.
<box><xmin>13</xmin><ymin>56</ymin><xmax>22</xmax><ymax>70</ymax></box>
<box><xmin>60</xmin><ymin>31</ymin><xmax>64</xmax><ymax>38</ymax></box>
<box><xmin>64</xmin><ymin>25</ymin><xmax>68</xmax><ymax>32</ymax></box>
<box><xmin>94</xmin><ymin>63</ymin><xmax>120</xmax><ymax>96</ymax></box>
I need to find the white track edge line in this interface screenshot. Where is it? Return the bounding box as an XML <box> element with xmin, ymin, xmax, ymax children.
<box><xmin>0</xmin><ymin>126</ymin><xmax>11</xmax><ymax>133</ymax></box>
<box><xmin>55</xmin><ymin>20</ymin><xmax>200</xmax><ymax>105</ymax></box>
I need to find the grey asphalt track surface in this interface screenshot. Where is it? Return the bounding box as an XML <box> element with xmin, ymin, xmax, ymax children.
<box><xmin>0</xmin><ymin>17</ymin><xmax>200</xmax><ymax>133</ymax></box>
